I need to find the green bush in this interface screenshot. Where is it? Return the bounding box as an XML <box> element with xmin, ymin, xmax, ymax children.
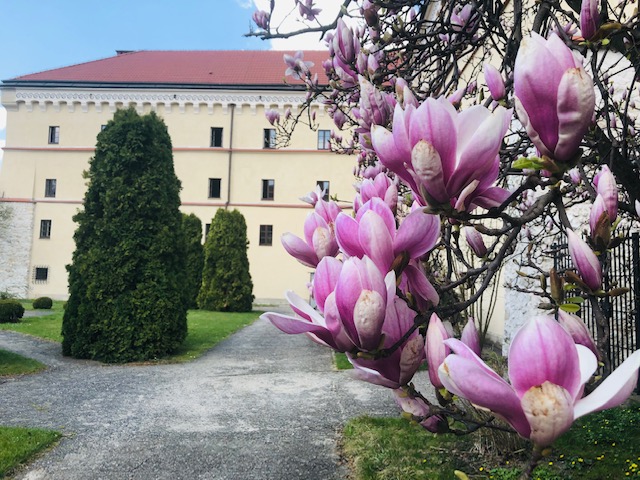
<box><xmin>182</xmin><ymin>213</ymin><xmax>204</xmax><ymax>309</ymax></box>
<box><xmin>32</xmin><ymin>297</ymin><xmax>53</xmax><ymax>309</ymax></box>
<box><xmin>62</xmin><ymin>108</ymin><xmax>188</xmax><ymax>363</ymax></box>
<box><xmin>0</xmin><ymin>300</ymin><xmax>25</xmax><ymax>323</ymax></box>
<box><xmin>198</xmin><ymin>209</ymin><xmax>254</xmax><ymax>312</ymax></box>
<box><xmin>0</xmin><ymin>292</ymin><xmax>15</xmax><ymax>300</ymax></box>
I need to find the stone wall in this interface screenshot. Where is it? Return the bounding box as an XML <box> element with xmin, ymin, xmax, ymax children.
<box><xmin>0</xmin><ymin>202</ymin><xmax>33</xmax><ymax>298</ymax></box>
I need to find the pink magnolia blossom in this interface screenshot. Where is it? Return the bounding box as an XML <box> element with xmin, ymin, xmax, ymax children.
<box><xmin>580</xmin><ymin>0</ymin><xmax>599</xmax><ymax>39</ymax></box>
<box><xmin>284</xmin><ymin>51</ymin><xmax>314</xmax><ymax>80</ymax></box>
<box><xmin>461</xmin><ymin>317</ymin><xmax>481</xmax><ymax>356</ymax></box>
<box><xmin>426</xmin><ymin>314</ymin><xmax>451</xmax><ymax>388</ymax></box>
<box><xmin>567</xmin><ymin>229</ymin><xmax>602</xmax><ymax>291</ymax></box>
<box><xmin>394</xmin><ymin>389</ymin><xmax>445</xmax><ymax>432</ymax></box>
<box><xmin>439</xmin><ymin>315</ymin><xmax>640</xmax><ymax>447</ymax></box>
<box><xmin>484</xmin><ymin>62</ymin><xmax>506</xmax><ymax>100</ymax></box>
<box><xmin>252</xmin><ymin>10</ymin><xmax>270</xmax><ymax>30</ymax></box>
<box><xmin>297</xmin><ymin>0</ymin><xmax>321</xmax><ymax>21</ymax></box>
<box><xmin>265</xmin><ymin>109</ymin><xmax>280</xmax><ymax>125</ymax></box>
<box><xmin>557</xmin><ymin>310</ymin><xmax>600</xmax><ymax>360</ymax></box>
<box><xmin>281</xmin><ymin>211</ymin><xmax>339</xmax><ymax>268</ymax></box>
<box><xmin>335</xmin><ymin>197</ymin><xmax>440</xmax><ymax>273</ymax></box>
<box><xmin>464</xmin><ymin>226</ymin><xmax>487</xmax><ymax>257</ymax></box>
<box><xmin>514</xmin><ymin>33</ymin><xmax>595</xmax><ymax>163</ymax></box>
<box><xmin>371</xmin><ymin>98</ymin><xmax>511</xmax><ymax>211</ymax></box>
<box><xmin>333</xmin><ymin>18</ymin><xmax>359</xmax><ymax>66</ymax></box>
<box><xmin>593</xmin><ymin>165</ymin><xmax>618</xmax><ymax>221</ymax></box>
<box><xmin>354</xmin><ymin>172</ymin><xmax>398</xmax><ymax>213</ymax></box>
<box><xmin>349</xmin><ymin>282</ymin><xmax>425</xmax><ymax>388</ymax></box>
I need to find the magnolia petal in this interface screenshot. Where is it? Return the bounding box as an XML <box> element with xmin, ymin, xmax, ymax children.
<box><xmin>509</xmin><ymin>315</ymin><xmax>582</xmax><ymax>399</ymax></box>
<box><xmin>353</xmin><ymin>289</ymin><xmax>387</xmax><ymax>351</ymax></box>
<box><xmin>567</xmin><ymin>229</ymin><xmax>602</xmax><ymax>291</ymax></box>
<box><xmin>575</xmin><ymin>344</ymin><xmax>599</xmax><ymax>392</ymax></box>
<box><xmin>438</xmin><ymin>344</ymin><xmax>531</xmax><ymax>438</ymax></box>
<box><xmin>281</xmin><ymin>233</ymin><xmax>318</xmax><ymax>268</ymax></box>
<box><xmin>426</xmin><ymin>314</ymin><xmax>450</xmax><ymax>388</ymax></box>
<box><xmin>394</xmin><ymin>209</ymin><xmax>440</xmax><ymax>259</ymax></box>
<box><xmin>521</xmin><ymin>381</ymin><xmax>575</xmax><ymax>447</ymax></box>
<box><xmin>403</xmin><ymin>264</ymin><xmax>440</xmax><ymax>307</ymax></box>
<box><xmin>558</xmin><ymin>310</ymin><xmax>600</xmax><ymax>361</ymax></box>
<box><xmin>573</xmin><ymin>349</ymin><xmax>640</xmax><ymax>419</ymax></box>
<box><xmin>359</xmin><ymin>210</ymin><xmax>395</xmax><ymax>273</ymax></box>
<box><xmin>461</xmin><ymin>318</ymin><xmax>482</xmax><ymax>356</ymax></box>
<box><xmin>473</xmin><ymin>186</ymin><xmax>511</xmax><ymax>209</ymax></box>
<box><xmin>411</xmin><ymin>140</ymin><xmax>449</xmax><ymax>204</ymax></box>
<box><xmin>350</xmin><ymin>360</ymin><xmax>402</xmax><ymax>389</ymax></box>
<box><xmin>371</xmin><ymin>125</ymin><xmax>403</xmax><ymax>173</ymax></box>
<box><xmin>335</xmin><ymin>213</ymin><xmax>364</xmax><ymax>258</ymax></box>
<box><xmin>554</xmin><ymin>67</ymin><xmax>596</xmax><ymax>162</ymax></box>
<box><xmin>399</xmin><ymin>335</ymin><xmax>426</xmax><ymax>385</ymax></box>
<box><xmin>313</xmin><ymin>256</ymin><xmax>343</xmax><ymax>313</ymax></box>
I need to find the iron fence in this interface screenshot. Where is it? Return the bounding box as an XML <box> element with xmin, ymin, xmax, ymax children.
<box><xmin>552</xmin><ymin>231</ymin><xmax>639</xmax><ymax>391</ymax></box>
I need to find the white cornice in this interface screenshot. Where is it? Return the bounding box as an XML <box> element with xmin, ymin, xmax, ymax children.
<box><xmin>6</xmin><ymin>87</ymin><xmax>321</xmax><ymax>115</ymax></box>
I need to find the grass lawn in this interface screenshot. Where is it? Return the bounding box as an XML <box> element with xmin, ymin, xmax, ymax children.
<box><xmin>0</xmin><ymin>302</ymin><xmax>259</xmax><ymax>363</ymax></box>
<box><xmin>0</xmin><ymin>350</ymin><xmax>46</xmax><ymax>376</ymax></box>
<box><xmin>0</xmin><ymin>427</ymin><xmax>61</xmax><ymax>478</ymax></box>
<box><xmin>334</xmin><ymin>352</ymin><xmax>353</xmax><ymax>370</ymax></box>
<box><xmin>342</xmin><ymin>403</ymin><xmax>640</xmax><ymax>479</ymax></box>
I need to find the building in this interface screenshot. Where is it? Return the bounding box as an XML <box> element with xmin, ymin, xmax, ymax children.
<box><xmin>0</xmin><ymin>50</ymin><xmax>354</xmax><ymax>302</ymax></box>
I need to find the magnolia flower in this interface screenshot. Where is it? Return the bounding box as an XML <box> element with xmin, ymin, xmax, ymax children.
<box><xmin>580</xmin><ymin>0</ymin><xmax>599</xmax><ymax>39</ymax></box>
<box><xmin>297</xmin><ymin>0</ymin><xmax>321</xmax><ymax>21</ymax></box>
<box><xmin>333</xmin><ymin>18</ymin><xmax>358</xmax><ymax>65</ymax></box>
<box><xmin>593</xmin><ymin>165</ymin><xmax>618</xmax><ymax>221</ymax></box>
<box><xmin>464</xmin><ymin>226</ymin><xmax>487</xmax><ymax>257</ymax></box>
<box><xmin>557</xmin><ymin>310</ymin><xmax>600</xmax><ymax>360</ymax></box>
<box><xmin>284</xmin><ymin>51</ymin><xmax>314</xmax><ymax>80</ymax></box>
<box><xmin>567</xmin><ymin>229</ymin><xmax>602</xmax><ymax>291</ymax></box>
<box><xmin>394</xmin><ymin>389</ymin><xmax>445</xmax><ymax>432</ymax></box>
<box><xmin>252</xmin><ymin>10</ymin><xmax>270</xmax><ymax>30</ymax></box>
<box><xmin>514</xmin><ymin>33</ymin><xmax>595</xmax><ymax>163</ymax></box>
<box><xmin>281</xmin><ymin>211</ymin><xmax>339</xmax><ymax>268</ymax></box>
<box><xmin>350</xmin><ymin>283</ymin><xmax>425</xmax><ymax>388</ymax></box>
<box><xmin>335</xmin><ymin>197</ymin><xmax>440</xmax><ymax>274</ymax></box>
<box><xmin>484</xmin><ymin>63</ymin><xmax>506</xmax><ymax>100</ymax></box>
<box><xmin>439</xmin><ymin>315</ymin><xmax>640</xmax><ymax>447</ymax></box>
<box><xmin>371</xmin><ymin>98</ymin><xmax>511</xmax><ymax>211</ymax></box>
<box><xmin>354</xmin><ymin>172</ymin><xmax>398</xmax><ymax>213</ymax></box>
<box><xmin>265</xmin><ymin>109</ymin><xmax>280</xmax><ymax>126</ymax></box>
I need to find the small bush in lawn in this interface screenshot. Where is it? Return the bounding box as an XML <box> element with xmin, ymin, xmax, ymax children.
<box><xmin>32</xmin><ymin>297</ymin><xmax>53</xmax><ymax>309</ymax></box>
<box><xmin>0</xmin><ymin>300</ymin><xmax>25</xmax><ymax>323</ymax></box>
<box><xmin>0</xmin><ymin>291</ymin><xmax>15</xmax><ymax>300</ymax></box>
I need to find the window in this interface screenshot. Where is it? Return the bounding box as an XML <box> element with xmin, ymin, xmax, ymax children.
<box><xmin>205</xmin><ymin>223</ymin><xmax>211</xmax><ymax>239</ymax></box>
<box><xmin>209</xmin><ymin>178</ymin><xmax>221</xmax><ymax>199</ymax></box>
<box><xmin>48</xmin><ymin>126</ymin><xmax>60</xmax><ymax>144</ymax></box>
<box><xmin>316</xmin><ymin>181</ymin><xmax>330</xmax><ymax>201</ymax></box>
<box><xmin>40</xmin><ymin>220</ymin><xmax>52</xmax><ymax>239</ymax></box>
<box><xmin>45</xmin><ymin>179</ymin><xmax>57</xmax><ymax>198</ymax></box>
<box><xmin>317</xmin><ymin>130</ymin><xmax>331</xmax><ymax>150</ymax></box>
<box><xmin>263</xmin><ymin>128</ymin><xmax>277</xmax><ymax>149</ymax></box>
<box><xmin>210</xmin><ymin>127</ymin><xmax>223</xmax><ymax>147</ymax></box>
<box><xmin>262</xmin><ymin>179</ymin><xmax>275</xmax><ymax>201</ymax></box>
<box><xmin>101</xmin><ymin>124</ymin><xmax>107</xmax><ymax>131</ymax></box>
<box><xmin>259</xmin><ymin>225</ymin><xmax>273</xmax><ymax>246</ymax></box>
<box><xmin>34</xmin><ymin>267</ymin><xmax>49</xmax><ymax>282</ymax></box>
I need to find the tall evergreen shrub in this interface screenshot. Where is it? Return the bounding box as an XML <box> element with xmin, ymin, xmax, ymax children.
<box><xmin>62</xmin><ymin>108</ymin><xmax>188</xmax><ymax>363</ymax></box>
<box><xmin>197</xmin><ymin>209</ymin><xmax>254</xmax><ymax>312</ymax></box>
<box><xmin>182</xmin><ymin>213</ymin><xmax>204</xmax><ymax>309</ymax></box>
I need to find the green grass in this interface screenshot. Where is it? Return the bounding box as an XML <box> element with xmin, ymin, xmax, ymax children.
<box><xmin>0</xmin><ymin>302</ymin><xmax>258</xmax><ymax>363</ymax></box>
<box><xmin>0</xmin><ymin>350</ymin><xmax>46</xmax><ymax>376</ymax></box>
<box><xmin>334</xmin><ymin>352</ymin><xmax>353</xmax><ymax>370</ymax></box>
<box><xmin>342</xmin><ymin>404</ymin><xmax>640</xmax><ymax>479</ymax></box>
<box><xmin>0</xmin><ymin>427</ymin><xmax>61</xmax><ymax>477</ymax></box>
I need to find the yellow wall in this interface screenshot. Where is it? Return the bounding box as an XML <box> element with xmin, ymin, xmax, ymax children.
<box><xmin>0</xmin><ymin>86</ymin><xmax>354</xmax><ymax>301</ymax></box>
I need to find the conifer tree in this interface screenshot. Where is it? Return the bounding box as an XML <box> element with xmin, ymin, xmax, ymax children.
<box><xmin>198</xmin><ymin>209</ymin><xmax>254</xmax><ymax>312</ymax></box>
<box><xmin>62</xmin><ymin>108</ymin><xmax>188</xmax><ymax>362</ymax></box>
<box><xmin>182</xmin><ymin>213</ymin><xmax>204</xmax><ymax>309</ymax></box>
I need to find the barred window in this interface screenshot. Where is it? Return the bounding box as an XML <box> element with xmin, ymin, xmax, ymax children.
<box><xmin>259</xmin><ymin>225</ymin><xmax>273</xmax><ymax>246</ymax></box>
<box><xmin>262</xmin><ymin>179</ymin><xmax>275</xmax><ymax>201</ymax></box>
<box><xmin>34</xmin><ymin>267</ymin><xmax>49</xmax><ymax>283</ymax></box>
<box><xmin>40</xmin><ymin>220</ymin><xmax>52</xmax><ymax>239</ymax></box>
<box><xmin>48</xmin><ymin>126</ymin><xmax>60</xmax><ymax>144</ymax></box>
<box><xmin>45</xmin><ymin>179</ymin><xmax>57</xmax><ymax>198</ymax></box>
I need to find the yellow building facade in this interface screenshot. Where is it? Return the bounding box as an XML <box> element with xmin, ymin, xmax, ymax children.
<box><xmin>0</xmin><ymin>50</ymin><xmax>353</xmax><ymax>301</ymax></box>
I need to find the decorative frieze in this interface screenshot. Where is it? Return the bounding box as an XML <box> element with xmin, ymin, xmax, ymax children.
<box><xmin>13</xmin><ymin>89</ymin><xmax>319</xmax><ymax>115</ymax></box>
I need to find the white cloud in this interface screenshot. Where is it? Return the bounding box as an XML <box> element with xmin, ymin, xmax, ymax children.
<box><xmin>236</xmin><ymin>0</ymin><xmax>254</xmax><ymax>8</ymax></box>
<box><xmin>252</xmin><ymin>0</ymin><xmax>347</xmax><ymax>50</ymax></box>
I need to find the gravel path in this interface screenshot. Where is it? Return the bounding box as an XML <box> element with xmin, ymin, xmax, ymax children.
<box><xmin>0</xmin><ymin>316</ymin><xmax>398</xmax><ymax>480</ymax></box>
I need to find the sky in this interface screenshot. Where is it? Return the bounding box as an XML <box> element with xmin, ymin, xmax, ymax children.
<box><xmin>0</xmin><ymin>0</ymin><xmax>344</xmax><ymax>166</ymax></box>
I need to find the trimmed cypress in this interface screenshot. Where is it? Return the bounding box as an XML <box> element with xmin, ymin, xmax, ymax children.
<box><xmin>198</xmin><ymin>209</ymin><xmax>254</xmax><ymax>312</ymax></box>
<box><xmin>62</xmin><ymin>108</ymin><xmax>188</xmax><ymax>363</ymax></box>
<box><xmin>182</xmin><ymin>213</ymin><xmax>204</xmax><ymax>309</ymax></box>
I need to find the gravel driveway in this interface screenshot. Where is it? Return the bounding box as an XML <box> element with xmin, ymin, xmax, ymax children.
<box><xmin>0</xmin><ymin>316</ymin><xmax>398</xmax><ymax>480</ymax></box>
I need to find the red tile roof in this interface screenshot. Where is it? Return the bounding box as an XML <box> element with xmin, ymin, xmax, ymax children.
<box><xmin>9</xmin><ymin>50</ymin><xmax>331</xmax><ymax>87</ymax></box>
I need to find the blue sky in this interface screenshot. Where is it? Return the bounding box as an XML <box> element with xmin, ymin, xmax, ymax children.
<box><xmin>0</xmin><ymin>0</ymin><xmax>341</xmax><ymax>164</ymax></box>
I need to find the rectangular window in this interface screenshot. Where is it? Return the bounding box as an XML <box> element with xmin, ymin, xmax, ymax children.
<box><xmin>316</xmin><ymin>180</ymin><xmax>330</xmax><ymax>201</ymax></box>
<box><xmin>208</xmin><ymin>178</ymin><xmax>221</xmax><ymax>199</ymax></box>
<box><xmin>317</xmin><ymin>130</ymin><xmax>331</xmax><ymax>150</ymax></box>
<box><xmin>40</xmin><ymin>220</ymin><xmax>52</xmax><ymax>239</ymax></box>
<box><xmin>48</xmin><ymin>126</ymin><xmax>60</xmax><ymax>144</ymax></box>
<box><xmin>101</xmin><ymin>124</ymin><xmax>107</xmax><ymax>131</ymax></box>
<box><xmin>34</xmin><ymin>267</ymin><xmax>49</xmax><ymax>282</ymax></box>
<box><xmin>205</xmin><ymin>223</ymin><xmax>211</xmax><ymax>239</ymax></box>
<box><xmin>262</xmin><ymin>179</ymin><xmax>275</xmax><ymax>201</ymax></box>
<box><xmin>263</xmin><ymin>128</ymin><xmax>277</xmax><ymax>149</ymax></box>
<box><xmin>259</xmin><ymin>225</ymin><xmax>273</xmax><ymax>246</ymax></box>
<box><xmin>45</xmin><ymin>179</ymin><xmax>57</xmax><ymax>198</ymax></box>
<box><xmin>210</xmin><ymin>127</ymin><xmax>223</xmax><ymax>147</ymax></box>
